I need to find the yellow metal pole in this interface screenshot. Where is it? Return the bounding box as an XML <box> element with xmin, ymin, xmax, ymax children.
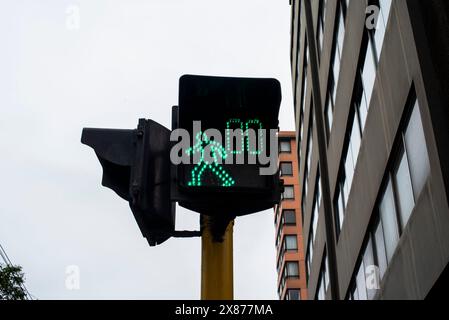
<box><xmin>201</xmin><ymin>216</ymin><xmax>234</xmax><ymax>300</ymax></box>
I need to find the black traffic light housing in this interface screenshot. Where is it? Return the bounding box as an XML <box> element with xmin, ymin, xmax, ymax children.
<box><xmin>81</xmin><ymin>119</ymin><xmax>175</xmax><ymax>246</ymax></box>
<box><xmin>81</xmin><ymin>74</ymin><xmax>283</xmax><ymax>245</ymax></box>
<box><xmin>171</xmin><ymin>75</ymin><xmax>283</xmax><ymax>217</ymax></box>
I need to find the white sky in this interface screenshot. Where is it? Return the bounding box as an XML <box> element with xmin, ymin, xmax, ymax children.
<box><xmin>0</xmin><ymin>0</ymin><xmax>295</xmax><ymax>299</ymax></box>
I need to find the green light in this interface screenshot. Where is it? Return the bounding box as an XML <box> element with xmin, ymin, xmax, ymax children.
<box><xmin>187</xmin><ymin>131</ymin><xmax>235</xmax><ymax>187</ymax></box>
<box><xmin>186</xmin><ymin>118</ymin><xmax>265</xmax><ymax>188</ymax></box>
<box><xmin>245</xmin><ymin>119</ymin><xmax>264</xmax><ymax>155</ymax></box>
<box><xmin>226</xmin><ymin>119</ymin><xmax>244</xmax><ymax>155</ymax></box>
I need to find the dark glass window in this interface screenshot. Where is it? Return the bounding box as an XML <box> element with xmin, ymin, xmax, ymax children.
<box><xmin>374</xmin><ymin>219</ymin><xmax>388</xmax><ymax>279</ymax></box>
<box><xmin>286</xmin><ymin>289</ymin><xmax>301</xmax><ymax>300</ymax></box>
<box><xmin>301</xmin><ymin>184</ymin><xmax>306</xmax><ymax>226</ymax></box>
<box><xmin>325</xmin><ymin>0</ymin><xmax>347</xmax><ymax>135</ymax></box>
<box><xmin>280</xmin><ymin>162</ymin><xmax>294</xmax><ymax>176</ymax></box>
<box><xmin>334</xmin><ymin>183</ymin><xmax>345</xmax><ymax>234</ymax></box>
<box><xmin>280</xmin><ymin>140</ymin><xmax>291</xmax><ymax>153</ymax></box>
<box><xmin>303</xmin><ymin>117</ymin><xmax>313</xmax><ymax>201</ymax></box>
<box><xmin>283</xmin><ymin>210</ymin><xmax>296</xmax><ymax>225</ymax></box>
<box><xmin>404</xmin><ymin>100</ymin><xmax>430</xmax><ymax>200</ymax></box>
<box><xmin>316</xmin><ymin>250</ymin><xmax>330</xmax><ymax>300</ymax></box>
<box><xmin>363</xmin><ymin>238</ymin><xmax>376</xmax><ymax>299</ymax></box>
<box><xmin>311</xmin><ymin>196</ymin><xmax>319</xmax><ymax>243</ymax></box>
<box><xmin>306</xmin><ymin>237</ymin><xmax>313</xmax><ymax>280</ymax></box>
<box><xmin>334</xmin><ymin>114</ymin><xmax>361</xmax><ymax>234</ymax></box>
<box><xmin>393</xmin><ymin>149</ymin><xmax>415</xmax><ymax>228</ymax></box>
<box><xmin>371</xmin><ymin>0</ymin><xmax>392</xmax><ymax>63</ymax></box>
<box><xmin>317</xmin><ymin>0</ymin><xmax>327</xmax><ymax>54</ymax></box>
<box><xmin>379</xmin><ymin>177</ymin><xmax>400</xmax><ymax>262</ymax></box>
<box><xmin>285</xmin><ymin>261</ymin><xmax>300</xmax><ymax>278</ymax></box>
<box><xmin>285</xmin><ymin>235</ymin><xmax>298</xmax><ymax>251</ymax></box>
<box><xmin>317</xmin><ymin>277</ymin><xmax>325</xmax><ymax>300</ymax></box>
<box><xmin>347</xmin><ymin>93</ymin><xmax>430</xmax><ymax>300</ymax></box>
<box><xmin>283</xmin><ymin>186</ymin><xmax>295</xmax><ymax>200</ymax></box>
<box><xmin>299</xmin><ymin>38</ymin><xmax>309</xmax><ymax>144</ymax></box>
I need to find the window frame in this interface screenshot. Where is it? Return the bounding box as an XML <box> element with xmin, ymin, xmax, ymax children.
<box><xmin>324</xmin><ymin>0</ymin><xmax>348</xmax><ymax>141</ymax></box>
<box><xmin>285</xmin><ymin>261</ymin><xmax>300</xmax><ymax>279</ymax></box>
<box><xmin>346</xmin><ymin>89</ymin><xmax>430</xmax><ymax>299</ymax></box>
<box><xmin>279</xmin><ymin>139</ymin><xmax>292</xmax><ymax>153</ymax></box>
<box><xmin>282</xmin><ymin>209</ymin><xmax>297</xmax><ymax>226</ymax></box>
<box><xmin>283</xmin><ymin>185</ymin><xmax>295</xmax><ymax>200</ymax></box>
<box><xmin>286</xmin><ymin>289</ymin><xmax>301</xmax><ymax>300</ymax></box>
<box><xmin>284</xmin><ymin>234</ymin><xmax>298</xmax><ymax>252</ymax></box>
<box><xmin>280</xmin><ymin>162</ymin><xmax>294</xmax><ymax>177</ymax></box>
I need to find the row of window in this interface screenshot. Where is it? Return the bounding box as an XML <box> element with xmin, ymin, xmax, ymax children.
<box><xmin>299</xmin><ymin>39</ymin><xmax>309</xmax><ymax>145</ymax></box>
<box><xmin>300</xmin><ymin>1</ymin><xmax>345</xmax><ymax>296</ymax></box>
<box><xmin>278</xmin><ymin>183</ymin><xmax>296</xmax><ymax>276</ymax></box>
<box><xmin>334</xmin><ymin>0</ymin><xmax>393</xmax><ymax>235</ymax></box>
<box><xmin>276</xmin><ymin>234</ymin><xmax>298</xmax><ymax>273</ymax></box>
<box><xmin>278</xmin><ymin>261</ymin><xmax>300</xmax><ymax>298</ymax></box>
<box><xmin>276</xmin><ymin>134</ymin><xmax>302</xmax><ymax>298</ymax></box>
<box><xmin>278</xmin><ymin>247</ymin><xmax>302</xmax><ymax>299</ymax></box>
<box><xmin>348</xmin><ymin>95</ymin><xmax>430</xmax><ymax>300</ymax></box>
<box><xmin>274</xmin><ymin>209</ymin><xmax>296</xmax><ymax>236</ymax></box>
<box><xmin>297</xmin><ymin>0</ymin><xmax>429</xmax><ymax>301</ymax></box>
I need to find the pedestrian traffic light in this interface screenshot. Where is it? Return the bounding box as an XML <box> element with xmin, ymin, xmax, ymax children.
<box><xmin>81</xmin><ymin>119</ymin><xmax>175</xmax><ymax>246</ymax></box>
<box><xmin>171</xmin><ymin>75</ymin><xmax>283</xmax><ymax>217</ymax></box>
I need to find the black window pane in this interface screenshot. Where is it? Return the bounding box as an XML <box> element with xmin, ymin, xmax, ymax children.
<box><xmin>285</xmin><ymin>235</ymin><xmax>298</xmax><ymax>251</ymax></box>
<box><xmin>283</xmin><ymin>186</ymin><xmax>295</xmax><ymax>199</ymax></box>
<box><xmin>405</xmin><ymin>100</ymin><xmax>430</xmax><ymax>200</ymax></box>
<box><xmin>281</xmin><ymin>162</ymin><xmax>294</xmax><ymax>176</ymax></box>
<box><xmin>287</xmin><ymin>289</ymin><xmax>301</xmax><ymax>300</ymax></box>
<box><xmin>284</xmin><ymin>210</ymin><xmax>296</xmax><ymax>225</ymax></box>
<box><xmin>363</xmin><ymin>238</ymin><xmax>377</xmax><ymax>300</ymax></box>
<box><xmin>286</xmin><ymin>261</ymin><xmax>299</xmax><ymax>278</ymax></box>
<box><xmin>280</xmin><ymin>140</ymin><xmax>291</xmax><ymax>153</ymax></box>
<box><xmin>394</xmin><ymin>149</ymin><xmax>415</xmax><ymax>228</ymax></box>
<box><xmin>374</xmin><ymin>219</ymin><xmax>388</xmax><ymax>279</ymax></box>
<box><xmin>356</xmin><ymin>261</ymin><xmax>367</xmax><ymax>300</ymax></box>
<box><xmin>379</xmin><ymin>177</ymin><xmax>400</xmax><ymax>262</ymax></box>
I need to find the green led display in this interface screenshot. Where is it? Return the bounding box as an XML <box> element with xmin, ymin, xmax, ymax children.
<box><xmin>226</xmin><ymin>119</ymin><xmax>244</xmax><ymax>155</ymax></box>
<box><xmin>186</xmin><ymin>119</ymin><xmax>264</xmax><ymax>188</ymax></box>
<box><xmin>186</xmin><ymin>132</ymin><xmax>235</xmax><ymax>187</ymax></box>
<box><xmin>245</xmin><ymin>119</ymin><xmax>264</xmax><ymax>155</ymax></box>
<box><xmin>226</xmin><ymin>118</ymin><xmax>264</xmax><ymax>155</ymax></box>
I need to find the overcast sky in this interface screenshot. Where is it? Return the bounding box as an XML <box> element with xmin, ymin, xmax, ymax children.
<box><xmin>0</xmin><ymin>0</ymin><xmax>295</xmax><ymax>299</ymax></box>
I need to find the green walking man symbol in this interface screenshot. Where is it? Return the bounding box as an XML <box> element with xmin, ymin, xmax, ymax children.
<box><xmin>186</xmin><ymin>131</ymin><xmax>235</xmax><ymax>187</ymax></box>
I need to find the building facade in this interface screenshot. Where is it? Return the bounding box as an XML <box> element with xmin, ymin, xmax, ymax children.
<box><xmin>289</xmin><ymin>0</ymin><xmax>449</xmax><ymax>299</ymax></box>
<box><xmin>274</xmin><ymin>132</ymin><xmax>308</xmax><ymax>300</ymax></box>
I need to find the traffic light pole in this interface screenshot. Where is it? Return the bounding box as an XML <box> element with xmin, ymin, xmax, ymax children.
<box><xmin>200</xmin><ymin>216</ymin><xmax>234</xmax><ymax>300</ymax></box>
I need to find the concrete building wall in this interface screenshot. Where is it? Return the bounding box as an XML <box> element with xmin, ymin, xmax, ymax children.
<box><xmin>289</xmin><ymin>0</ymin><xmax>449</xmax><ymax>299</ymax></box>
